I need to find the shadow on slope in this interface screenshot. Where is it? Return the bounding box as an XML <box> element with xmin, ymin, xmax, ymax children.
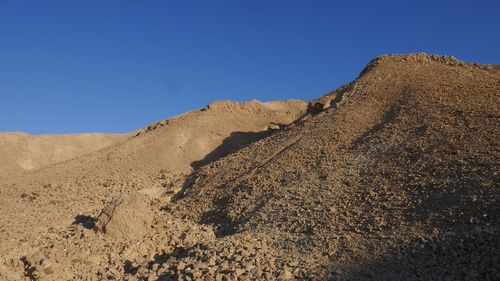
<box><xmin>191</xmin><ymin>130</ymin><xmax>273</xmax><ymax>169</ymax></box>
<box><xmin>332</xmin><ymin>228</ymin><xmax>499</xmax><ymax>281</ymax></box>
<box><xmin>171</xmin><ymin>130</ymin><xmax>276</xmax><ymax>222</ymax></box>
<box><xmin>330</xmin><ymin>167</ymin><xmax>499</xmax><ymax>281</ymax></box>
<box><xmin>332</xmin><ymin>106</ymin><xmax>500</xmax><ymax>280</ymax></box>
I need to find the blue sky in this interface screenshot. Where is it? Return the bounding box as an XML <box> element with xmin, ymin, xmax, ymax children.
<box><xmin>1</xmin><ymin>0</ymin><xmax>499</xmax><ymax>134</ymax></box>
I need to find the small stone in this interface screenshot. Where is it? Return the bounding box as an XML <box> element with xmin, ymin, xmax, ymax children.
<box><xmin>44</xmin><ymin>266</ymin><xmax>54</xmax><ymax>275</ymax></box>
<box><xmin>177</xmin><ymin>262</ymin><xmax>186</xmax><ymax>271</ymax></box>
<box><xmin>220</xmin><ymin>261</ymin><xmax>229</xmax><ymax>269</ymax></box>
<box><xmin>207</xmin><ymin>267</ymin><xmax>217</xmax><ymax>275</ymax></box>
<box><xmin>260</xmin><ymin>242</ymin><xmax>269</xmax><ymax>252</ymax></box>
<box><xmin>278</xmin><ymin>269</ymin><xmax>293</xmax><ymax>280</ymax></box>
<box><xmin>242</xmin><ymin>262</ymin><xmax>254</xmax><ymax>271</ymax></box>
<box><xmin>234</xmin><ymin>268</ymin><xmax>245</xmax><ymax>276</ymax></box>
<box><xmin>192</xmin><ymin>263</ymin><xmax>202</xmax><ymax>270</ymax></box>
<box><xmin>263</xmin><ymin>272</ymin><xmax>273</xmax><ymax>279</ymax></box>
<box><xmin>159</xmin><ymin>195</ymin><xmax>172</xmax><ymax>204</ymax></box>
<box><xmin>192</xmin><ymin>271</ymin><xmax>202</xmax><ymax>278</ymax></box>
<box><xmin>40</xmin><ymin>258</ymin><xmax>51</xmax><ymax>268</ymax></box>
<box><xmin>268</xmin><ymin>123</ymin><xmax>281</xmax><ymax>130</ymax></box>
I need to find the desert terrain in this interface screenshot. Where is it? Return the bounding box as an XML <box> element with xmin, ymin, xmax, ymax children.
<box><xmin>0</xmin><ymin>132</ymin><xmax>128</xmax><ymax>180</ymax></box>
<box><xmin>0</xmin><ymin>54</ymin><xmax>498</xmax><ymax>280</ymax></box>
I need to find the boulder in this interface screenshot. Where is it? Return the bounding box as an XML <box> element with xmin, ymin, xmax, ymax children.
<box><xmin>94</xmin><ymin>195</ymin><xmax>154</xmax><ymax>240</ymax></box>
<box><xmin>307</xmin><ymin>101</ymin><xmax>327</xmax><ymax>114</ymax></box>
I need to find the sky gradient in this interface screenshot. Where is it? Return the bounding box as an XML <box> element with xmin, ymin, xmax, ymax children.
<box><xmin>1</xmin><ymin>0</ymin><xmax>499</xmax><ymax>134</ymax></box>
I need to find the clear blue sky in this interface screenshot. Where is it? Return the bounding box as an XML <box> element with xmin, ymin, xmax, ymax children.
<box><xmin>1</xmin><ymin>0</ymin><xmax>499</xmax><ymax>134</ymax></box>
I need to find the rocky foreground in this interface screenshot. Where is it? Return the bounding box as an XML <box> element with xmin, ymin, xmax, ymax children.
<box><xmin>1</xmin><ymin>54</ymin><xmax>499</xmax><ymax>280</ymax></box>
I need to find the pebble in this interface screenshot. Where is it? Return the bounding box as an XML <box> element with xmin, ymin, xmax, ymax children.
<box><xmin>176</xmin><ymin>261</ymin><xmax>186</xmax><ymax>271</ymax></box>
<box><xmin>278</xmin><ymin>269</ymin><xmax>293</xmax><ymax>280</ymax></box>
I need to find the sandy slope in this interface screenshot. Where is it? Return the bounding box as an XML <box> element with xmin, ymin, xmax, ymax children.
<box><xmin>0</xmin><ymin>132</ymin><xmax>127</xmax><ymax>180</ymax></box>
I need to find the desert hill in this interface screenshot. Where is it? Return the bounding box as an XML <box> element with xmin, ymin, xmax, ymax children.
<box><xmin>0</xmin><ymin>99</ymin><xmax>307</xmax><ymax>280</ymax></box>
<box><xmin>1</xmin><ymin>54</ymin><xmax>499</xmax><ymax>280</ymax></box>
<box><xmin>0</xmin><ymin>132</ymin><xmax>127</xmax><ymax>180</ymax></box>
<box><xmin>169</xmin><ymin>54</ymin><xmax>500</xmax><ymax>280</ymax></box>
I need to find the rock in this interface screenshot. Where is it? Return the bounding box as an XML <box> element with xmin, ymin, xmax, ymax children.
<box><xmin>159</xmin><ymin>195</ymin><xmax>173</xmax><ymax>204</ymax></box>
<box><xmin>235</xmin><ymin>268</ymin><xmax>245</xmax><ymax>276</ymax></box>
<box><xmin>267</xmin><ymin>123</ymin><xmax>281</xmax><ymax>130</ymax></box>
<box><xmin>44</xmin><ymin>266</ymin><xmax>54</xmax><ymax>275</ymax></box>
<box><xmin>278</xmin><ymin>269</ymin><xmax>293</xmax><ymax>280</ymax></box>
<box><xmin>307</xmin><ymin>102</ymin><xmax>326</xmax><ymax>114</ymax></box>
<box><xmin>176</xmin><ymin>261</ymin><xmax>186</xmax><ymax>271</ymax></box>
<box><xmin>242</xmin><ymin>275</ymin><xmax>251</xmax><ymax>281</ymax></box>
<box><xmin>94</xmin><ymin>195</ymin><xmax>154</xmax><ymax>240</ymax></box>
<box><xmin>40</xmin><ymin>258</ymin><xmax>53</xmax><ymax>274</ymax></box>
<box><xmin>192</xmin><ymin>271</ymin><xmax>202</xmax><ymax>278</ymax></box>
